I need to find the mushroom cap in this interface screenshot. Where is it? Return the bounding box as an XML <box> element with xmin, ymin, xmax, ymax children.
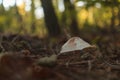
<box><xmin>60</xmin><ymin>37</ymin><xmax>91</xmax><ymax>53</ymax></box>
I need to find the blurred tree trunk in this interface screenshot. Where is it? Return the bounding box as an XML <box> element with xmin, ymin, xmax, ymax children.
<box><xmin>40</xmin><ymin>0</ymin><xmax>61</xmax><ymax>37</ymax></box>
<box><xmin>31</xmin><ymin>0</ymin><xmax>36</xmax><ymax>33</ymax></box>
<box><xmin>15</xmin><ymin>4</ymin><xmax>22</xmax><ymax>30</ymax></box>
<box><xmin>118</xmin><ymin>5</ymin><xmax>120</xmax><ymax>27</ymax></box>
<box><xmin>14</xmin><ymin>0</ymin><xmax>25</xmax><ymax>34</ymax></box>
<box><xmin>0</xmin><ymin>0</ymin><xmax>5</xmax><ymax>12</ymax></box>
<box><xmin>62</xmin><ymin>0</ymin><xmax>79</xmax><ymax>35</ymax></box>
<box><xmin>0</xmin><ymin>0</ymin><xmax>5</xmax><ymax>32</ymax></box>
<box><xmin>110</xmin><ymin>6</ymin><xmax>116</xmax><ymax>33</ymax></box>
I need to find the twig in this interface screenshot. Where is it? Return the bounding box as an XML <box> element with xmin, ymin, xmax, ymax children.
<box><xmin>59</xmin><ymin>60</ymin><xmax>94</xmax><ymax>66</ymax></box>
<box><xmin>88</xmin><ymin>60</ymin><xmax>92</xmax><ymax>71</ymax></box>
<box><xmin>11</xmin><ymin>35</ymin><xmax>20</xmax><ymax>43</ymax></box>
<box><xmin>64</xmin><ymin>29</ymin><xmax>71</xmax><ymax>39</ymax></box>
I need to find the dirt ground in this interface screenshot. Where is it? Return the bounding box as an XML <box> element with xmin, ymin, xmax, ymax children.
<box><xmin>0</xmin><ymin>32</ymin><xmax>120</xmax><ymax>80</ymax></box>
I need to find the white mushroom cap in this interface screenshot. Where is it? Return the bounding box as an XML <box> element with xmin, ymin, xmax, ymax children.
<box><xmin>60</xmin><ymin>37</ymin><xmax>91</xmax><ymax>53</ymax></box>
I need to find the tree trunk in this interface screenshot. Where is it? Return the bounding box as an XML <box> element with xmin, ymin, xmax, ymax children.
<box><xmin>110</xmin><ymin>6</ymin><xmax>116</xmax><ymax>33</ymax></box>
<box><xmin>0</xmin><ymin>0</ymin><xmax>5</xmax><ymax>12</ymax></box>
<box><xmin>40</xmin><ymin>0</ymin><xmax>61</xmax><ymax>37</ymax></box>
<box><xmin>63</xmin><ymin>0</ymin><xmax>79</xmax><ymax>35</ymax></box>
<box><xmin>31</xmin><ymin>0</ymin><xmax>36</xmax><ymax>33</ymax></box>
<box><xmin>118</xmin><ymin>5</ymin><xmax>120</xmax><ymax>27</ymax></box>
<box><xmin>14</xmin><ymin>0</ymin><xmax>25</xmax><ymax>34</ymax></box>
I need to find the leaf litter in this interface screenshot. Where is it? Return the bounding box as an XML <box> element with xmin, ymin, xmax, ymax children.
<box><xmin>0</xmin><ymin>33</ymin><xmax>120</xmax><ymax>80</ymax></box>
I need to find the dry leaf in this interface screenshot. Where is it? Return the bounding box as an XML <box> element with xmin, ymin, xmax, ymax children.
<box><xmin>60</xmin><ymin>37</ymin><xmax>92</xmax><ymax>53</ymax></box>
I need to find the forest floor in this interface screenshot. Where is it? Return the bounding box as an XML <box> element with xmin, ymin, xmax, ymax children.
<box><xmin>0</xmin><ymin>31</ymin><xmax>120</xmax><ymax>80</ymax></box>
